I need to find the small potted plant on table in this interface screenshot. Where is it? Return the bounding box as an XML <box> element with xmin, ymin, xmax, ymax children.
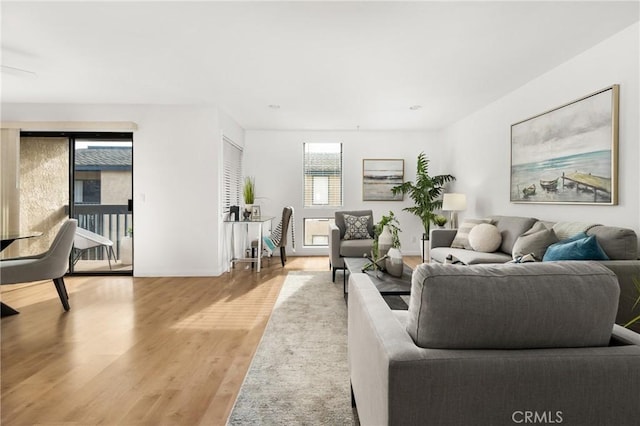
<box><xmin>243</xmin><ymin>176</ymin><xmax>255</xmax><ymax>220</ymax></box>
<box><xmin>434</xmin><ymin>214</ymin><xmax>448</xmax><ymax>228</ymax></box>
<box><xmin>364</xmin><ymin>211</ymin><xmax>402</xmax><ymax>277</ymax></box>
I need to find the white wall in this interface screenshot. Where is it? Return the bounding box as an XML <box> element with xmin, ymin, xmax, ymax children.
<box><xmin>4</xmin><ymin>23</ymin><xmax>637</xmax><ymax>272</ymax></box>
<box><xmin>441</xmin><ymin>23</ymin><xmax>640</xmax><ymax>240</ymax></box>
<box><xmin>243</xmin><ymin>130</ymin><xmax>450</xmax><ymax>256</ymax></box>
<box><xmin>2</xmin><ymin>103</ymin><xmax>244</xmax><ymax>276</ymax></box>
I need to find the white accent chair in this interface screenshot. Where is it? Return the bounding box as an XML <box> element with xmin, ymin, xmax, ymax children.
<box><xmin>73</xmin><ymin>227</ymin><xmax>117</xmax><ymax>270</ymax></box>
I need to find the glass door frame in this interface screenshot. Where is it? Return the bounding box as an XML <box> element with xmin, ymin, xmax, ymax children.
<box><xmin>20</xmin><ymin>131</ymin><xmax>134</xmax><ymax>276</ymax></box>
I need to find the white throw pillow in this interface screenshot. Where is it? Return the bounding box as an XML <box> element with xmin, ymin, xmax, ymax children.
<box><xmin>468</xmin><ymin>223</ymin><xmax>502</xmax><ymax>253</ymax></box>
<box><xmin>450</xmin><ymin>218</ymin><xmax>492</xmax><ymax>249</ymax></box>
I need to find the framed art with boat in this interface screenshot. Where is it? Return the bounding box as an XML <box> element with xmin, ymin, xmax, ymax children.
<box><xmin>510</xmin><ymin>85</ymin><xmax>619</xmax><ymax>205</ymax></box>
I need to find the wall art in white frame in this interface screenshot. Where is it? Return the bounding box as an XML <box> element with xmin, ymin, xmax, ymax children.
<box><xmin>510</xmin><ymin>85</ymin><xmax>619</xmax><ymax>205</ymax></box>
<box><xmin>362</xmin><ymin>159</ymin><xmax>404</xmax><ymax>201</ymax></box>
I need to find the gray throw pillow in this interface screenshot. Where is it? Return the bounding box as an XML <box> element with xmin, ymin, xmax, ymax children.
<box><xmin>512</xmin><ymin>222</ymin><xmax>559</xmax><ymax>260</ymax></box>
<box><xmin>450</xmin><ymin>218</ymin><xmax>491</xmax><ymax>249</ymax></box>
<box><xmin>490</xmin><ymin>216</ymin><xmax>538</xmax><ymax>254</ymax></box>
<box><xmin>343</xmin><ymin>214</ymin><xmax>372</xmax><ymax>240</ymax></box>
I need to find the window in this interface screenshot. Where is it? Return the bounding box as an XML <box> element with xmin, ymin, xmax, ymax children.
<box><xmin>222</xmin><ymin>137</ymin><xmax>243</xmax><ymax>214</ymax></box>
<box><xmin>303</xmin><ymin>218</ymin><xmax>333</xmax><ymax>247</ymax></box>
<box><xmin>312</xmin><ymin>176</ymin><xmax>329</xmax><ymax>205</ymax></box>
<box><xmin>74</xmin><ymin>179</ymin><xmax>101</xmax><ymax>204</ymax></box>
<box><xmin>303</xmin><ymin>143</ymin><xmax>342</xmax><ymax>207</ymax></box>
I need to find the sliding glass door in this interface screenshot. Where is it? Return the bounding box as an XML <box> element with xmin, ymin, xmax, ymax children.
<box><xmin>10</xmin><ymin>131</ymin><xmax>134</xmax><ymax>275</ymax></box>
<box><xmin>71</xmin><ymin>137</ymin><xmax>133</xmax><ymax>273</ymax></box>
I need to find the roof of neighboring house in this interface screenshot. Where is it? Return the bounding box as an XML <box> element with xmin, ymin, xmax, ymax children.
<box><xmin>75</xmin><ymin>147</ymin><xmax>132</xmax><ymax>171</ymax></box>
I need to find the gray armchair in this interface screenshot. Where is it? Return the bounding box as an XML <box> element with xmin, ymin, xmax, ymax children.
<box><xmin>328</xmin><ymin>210</ymin><xmax>374</xmax><ymax>282</ymax></box>
<box><xmin>1</xmin><ymin>219</ymin><xmax>77</xmax><ymax>312</ymax></box>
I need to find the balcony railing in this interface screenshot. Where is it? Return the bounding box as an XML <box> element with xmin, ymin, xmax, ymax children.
<box><xmin>73</xmin><ymin>204</ymin><xmax>132</xmax><ymax>260</ymax></box>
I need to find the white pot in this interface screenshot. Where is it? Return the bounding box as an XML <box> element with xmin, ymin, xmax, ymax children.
<box><xmin>378</xmin><ymin>226</ymin><xmax>393</xmax><ymax>258</ymax></box>
<box><xmin>120</xmin><ymin>236</ymin><xmax>133</xmax><ymax>265</ymax></box>
<box><xmin>385</xmin><ymin>247</ymin><xmax>404</xmax><ymax>277</ymax></box>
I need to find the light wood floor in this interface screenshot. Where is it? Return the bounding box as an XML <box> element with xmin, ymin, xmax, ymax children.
<box><xmin>1</xmin><ymin>255</ymin><xmax>421</xmax><ymax>426</ymax></box>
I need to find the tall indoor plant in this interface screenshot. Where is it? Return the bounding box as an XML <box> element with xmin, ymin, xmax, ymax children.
<box><xmin>391</xmin><ymin>152</ymin><xmax>455</xmax><ymax>239</ymax></box>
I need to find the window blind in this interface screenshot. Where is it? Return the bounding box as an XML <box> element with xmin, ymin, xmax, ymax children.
<box><xmin>222</xmin><ymin>136</ymin><xmax>243</xmax><ymax>213</ymax></box>
<box><xmin>303</xmin><ymin>142</ymin><xmax>342</xmax><ymax>207</ymax></box>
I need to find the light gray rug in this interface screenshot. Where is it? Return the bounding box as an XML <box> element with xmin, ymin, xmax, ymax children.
<box><xmin>227</xmin><ymin>271</ymin><xmax>357</xmax><ymax>425</ymax></box>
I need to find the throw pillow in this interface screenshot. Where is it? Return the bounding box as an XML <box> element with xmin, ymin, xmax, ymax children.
<box><xmin>450</xmin><ymin>218</ymin><xmax>492</xmax><ymax>249</ymax></box>
<box><xmin>512</xmin><ymin>223</ymin><xmax>559</xmax><ymax>261</ymax></box>
<box><xmin>542</xmin><ymin>235</ymin><xmax>610</xmax><ymax>261</ymax></box>
<box><xmin>343</xmin><ymin>214</ymin><xmax>373</xmax><ymax>240</ymax></box>
<box><xmin>468</xmin><ymin>223</ymin><xmax>502</xmax><ymax>253</ymax></box>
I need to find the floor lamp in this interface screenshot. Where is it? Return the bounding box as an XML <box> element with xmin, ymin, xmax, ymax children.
<box><xmin>442</xmin><ymin>193</ymin><xmax>466</xmax><ymax>229</ymax></box>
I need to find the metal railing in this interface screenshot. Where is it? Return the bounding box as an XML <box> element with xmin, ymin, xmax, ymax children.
<box><xmin>73</xmin><ymin>204</ymin><xmax>132</xmax><ymax>260</ymax></box>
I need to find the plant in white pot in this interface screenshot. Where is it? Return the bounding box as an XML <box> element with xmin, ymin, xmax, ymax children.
<box><xmin>120</xmin><ymin>227</ymin><xmax>133</xmax><ymax>265</ymax></box>
<box><xmin>382</xmin><ymin>215</ymin><xmax>404</xmax><ymax>278</ymax></box>
<box><xmin>373</xmin><ymin>211</ymin><xmax>401</xmax><ymax>259</ymax></box>
<box><xmin>363</xmin><ymin>211</ymin><xmax>403</xmax><ymax>277</ymax></box>
<box><xmin>242</xmin><ymin>176</ymin><xmax>255</xmax><ymax>220</ymax></box>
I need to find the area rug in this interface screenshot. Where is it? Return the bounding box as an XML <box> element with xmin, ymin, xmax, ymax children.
<box><xmin>227</xmin><ymin>271</ymin><xmax>358</xmax><ymax>425</ymax></box>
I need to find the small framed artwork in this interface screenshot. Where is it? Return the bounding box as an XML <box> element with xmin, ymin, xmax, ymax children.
<box><xmin>363</xmin><ymin>159</ymin><xmax>404</xmax><ymax>201</ymax></box>
<box><xmin>510</xmin><ymin>85</ymin><xmax>619</xmax><ymax>205</ymax></box>
<box><xmin>251</xmin><ymin>205</ymin><xmax>261</xmax><ymax>218</ymax></box>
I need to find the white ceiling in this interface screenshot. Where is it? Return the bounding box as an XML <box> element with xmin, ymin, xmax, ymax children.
<box><xmin>1</xmin><ymin>1</ymin><xmax>638</xmax><ymax>130</ymax></box>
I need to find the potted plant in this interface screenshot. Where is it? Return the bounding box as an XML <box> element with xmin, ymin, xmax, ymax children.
<box><xmin>363</xmin><ymin>211</ymin><xmax>402</xmax><ymax>275</ymax></box>
<box><xmin>391</xmin><ymin>152</ymin><xmax>455</xmax><ymax>240</ymax></box>
<box><xmin>121</xmin><ymin>227</ymin><xmax>133</xmax><ymax>265</ymax></box>
<box><xmin>377</xmin><ymin>212</ymin><xmax>404</xmax><ymax>277</ymax></box>
<box><xmin>433</xmin><ymin>214</ymin><xmax>448</xmax><ymax>228</ymax></box>
<box><xmin>243</xmin><ymin>176</ymin><xmax>255</xmax><ymax>219</ymax></box>
<box><xmin>372</xmin><ymin>211</ymin><xmax>401</xmax><ymax>259</ymax></box>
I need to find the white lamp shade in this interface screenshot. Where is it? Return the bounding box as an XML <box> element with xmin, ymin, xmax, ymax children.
<box><xmin>442</xmin><ymin>193</ymin><xmax>467</xmax><ymax>211</ymax></box>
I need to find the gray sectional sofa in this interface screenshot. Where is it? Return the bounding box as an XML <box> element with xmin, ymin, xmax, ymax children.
<box><xmin>348</xmin><ymin>262</ymin><xmax>640</xmax><ymax>426</ymax></box>
<box><xmin>429</xmin><ymin>215</ymin><xmax>640</xmax><ymax>331</ymax></box>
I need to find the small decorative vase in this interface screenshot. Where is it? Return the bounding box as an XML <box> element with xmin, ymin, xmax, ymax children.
<box><xmin>377</xmin><ymin>226</ymin><xmax>393</xmax><ymax>258</ymax></box>
<box><xmin>385</xmin><ymin>247</ymin><xmax>404</xmax><ymax>277</ymax></box>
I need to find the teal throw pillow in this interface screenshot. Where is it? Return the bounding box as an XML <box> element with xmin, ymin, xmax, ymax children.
<box><xmin>542</xmin><ymin>234</ymin><xmax>609</xmax><ymax>261</ymax></box>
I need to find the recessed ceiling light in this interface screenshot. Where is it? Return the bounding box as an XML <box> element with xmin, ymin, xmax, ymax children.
<box><xmin>268</xmin><ymin>104</ymin><xmax>281</xmax><ymax>110</ymax></box>
<box><xmin>409</xmin><ymin>105</ymin><xmax>422</xmax><ymax>110</ymax></box>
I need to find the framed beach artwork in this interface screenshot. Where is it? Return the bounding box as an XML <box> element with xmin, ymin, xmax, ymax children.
<box><xmin>510</xmin><ymin>85</ymin><xmax>619</xmax><ymax>205</ymax></box>
<box><xmin>362</xmin><ymin>159</ymin><xmax>404</xmax><ymax>201</ymax></box>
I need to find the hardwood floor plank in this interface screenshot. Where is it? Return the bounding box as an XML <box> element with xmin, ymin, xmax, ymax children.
<box><xmin>1</xmin><ymin>255</ymin><xmax>423</xmax><ymax>425</ymax></box>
